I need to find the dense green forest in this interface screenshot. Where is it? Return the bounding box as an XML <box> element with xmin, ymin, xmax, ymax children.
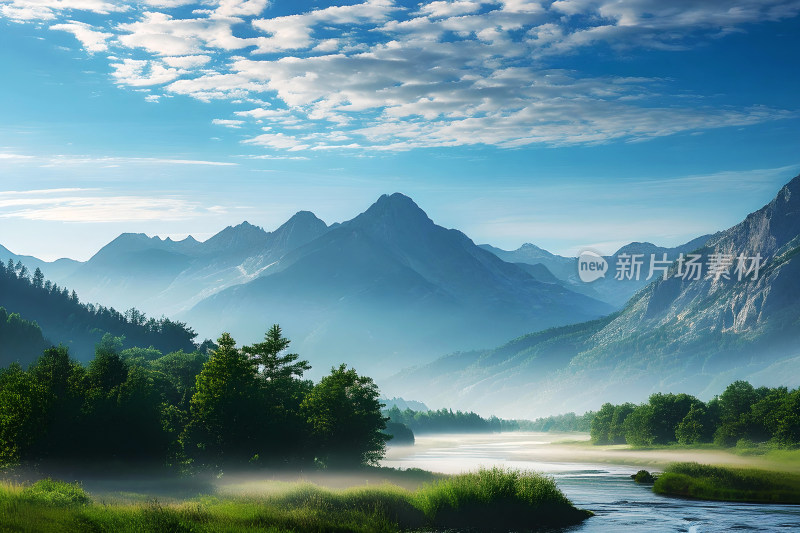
<box><xmin>591</xmin><ymin>381</ymin><xmax>800</xmax><ymax>447</ymax></box>
<box><xmin>0</xmin><ymin>307</ymin><xmax>50</xmax><ymax>365</ymax></box>
<box><xmin>0</xmin><ymin>325</ymin><xmax>388</xmax><ymax>470</ymax></box>
<box><xmin>384</xmin><ymin>406</ymin><xmax>504</xmax><ymax>434</ymax></box>
<box><xmin>515</xmin><ymin>411</ymin><xmax>596</xmax><ymax>433</ymax></box>
<box><xmin>0</xmin><ymin>259</ymin><xmax>199</xmax><ymax>365</ymax></box>
<box><xmin>383</xmin><ymin>407</ymin><xmax>595</xmax><ymax>436</ymax></box>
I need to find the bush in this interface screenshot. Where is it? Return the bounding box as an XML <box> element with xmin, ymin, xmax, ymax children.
<box><xmin>653</xmin><ymin>462</ymin><xmax>800</xmax><ymax>503</ymax></box>
<box><xmin>21</xmin><ymin>479</ymin><xmax>91</xmax><ymax>506</ymax></box>
<box><xmin>414</xmin><ymin>467</ymin><xmax>591</xmax><ymax>530</ymax></box>
<box><xmin>631</xmin><ymin>470</ymin><xmax>655</xmax><ymax>483</ymax></box>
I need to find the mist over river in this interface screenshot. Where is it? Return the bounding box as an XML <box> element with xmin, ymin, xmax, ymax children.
<box><xmin>381</xmin><ymin>433</ymin><xmax>800</xmax><ymax>532</ymax></box>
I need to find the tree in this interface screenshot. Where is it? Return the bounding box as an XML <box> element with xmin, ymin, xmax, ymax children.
<box><xmin>301</xmin><ymin>364</ymin><xmax>389</xmax><ymax>467</ymax></box>
<box><xmin>610</xmin><ymin>403</ymin><xmax>636</xmax><ymax>444</ymax></box>
<box><xmin>242</xmin><ymin>324</ymin><xmax>310</xmax><ymax>382</ymax></box>
<box><xmin>184</xmin><ymin>333</ymin><xmax>262</xmax><ymax>468</ymax></box>
<box><xmin>648</xmin><ymin>393</ymin><xmax>701</xmax><ymax>444</ymax></box>
<box><xmin>714</xmin><ymin>381</ymin><xmax>758</xmax><ymax>446</ymax></box>
<box><xmin>31</xmin><ymin>267</ymin><xmax>44</xmax><ymax>289</ymax></box>
<box><xmin>623</xmin><ymin>404</ymin><xmax>655</xmax><ymax>447</ymax></box>
<box><xmin>675</xmin><ymin>404</ymin><xmax>708</xmax><ymax>445</ymax></box>
<box><xmin>0</xmin><ymin>364</ymin><xmax>48</xmax><ymax>464</ymax></box>
<box><xmin>590</xmin><ymin>403</ymin><xmax>615</xmax><ymax>444</ymax></box>
<box><xmin>242</xmin><ymin>325</ymin><xmax>312</xmax><ymax>463</ymax></box>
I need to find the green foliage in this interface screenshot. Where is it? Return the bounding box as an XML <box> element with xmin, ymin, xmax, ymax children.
<box><xmin>521</xmin><ymin>411</ymin><xmax>596</xmax><ymax>433</ymax></box>
<box><xmin>414</xmin><ymin>467</ymin><xmax>592</xmax><ymax>530</ymax></box>
<box><xmin>0</xmin><ymin>324</ymin><xmax>403</xmax><ymax>472</ymax></box>
<box><xmin>0</xmin><ymin>470</ymin><xmax>591</xmax><ymax>532</ymax></box>
<box><xmin>653</xmin><ymin>462</ymin><xmax>800</xmax><ymax>504</ymax></box>
<box><xmin>383</xmin><ymin>422</ymin><xmax>414</xmax><ymax>444</ymax></box>
<box><xmin>184</xmin><ymin>333</ymin><xmax>263</xmax><ymax>468</ymax></box>
<box><xmin>623</xmin><ymin>404</ymin><xmax>656</xmax><ymax>447</ymax></box>
<box><xmin>0</xmin><ymin>259</ymin><xmax>199</xmax><ymax>362</ymax></box>
<box><xmin>302</xmin><ymin>364</ymin><xmax>389</xmax><ymax>467</ymax></box>
<box><xmin>0</xmin><ymin>307</ymin><xmax>49</xmax><ymax>368</ymax></box>
<box><xmin>676</xmin><ymin>404</ymin><xmax>709</xmax><ymax>445</ymax></box>
<box><xmin>632</xmin><ymin>470</ymin><xmax>655</xmax><ymax>483</ymax></box>
<box><xmin>594</xmin><ymin>381</ymin><xmax>800</xmax><ymax>449</ymax></box>
<box><xmin>591</xmin><ymin>403</ymin><xmax>615</xmax><ymax>444</ymax></box>
<box><xmin>0</xmin><ymin>364</ymin><xmax>48</xmax><ymax>464</ymax></box>
<box><xmin>384</xmin><ymin>405</ymin><xmax>502</xmax><ymax>434</ymax></box>
<box><xmin>20</xmin><ymin>479</ymin><xmax>90</xmax><ymax>507</ymax></box>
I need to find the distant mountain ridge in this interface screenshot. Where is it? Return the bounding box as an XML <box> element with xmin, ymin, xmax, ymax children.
<box><xmin>385</xmin><ymin>174</ymin><xmax>800</xmax><ymax>418</ymax></box>
<box><xmin>481</xmin><ymin>234</ymin><xmax>714</xmax><ymax>308</ymax></box>
<box><xmin>183</xmin><ymin>193</ymin><xmax>612</xmax><ymax>377</ymax></box>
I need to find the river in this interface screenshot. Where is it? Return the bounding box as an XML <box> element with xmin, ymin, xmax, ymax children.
<box><xmin>380</xmin><ymin>432</ymin><xmax>800</xmax><ymax>532</ymax></box>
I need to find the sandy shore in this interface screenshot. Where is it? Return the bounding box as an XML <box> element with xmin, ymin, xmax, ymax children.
<box><xmin>383</xmin><ymin>432</ymin><xmax>800</xmax><ymax>473</ymax></box>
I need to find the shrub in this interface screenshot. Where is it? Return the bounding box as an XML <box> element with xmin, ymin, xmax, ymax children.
<box><xmin>414</xmin><ymin>467</ymin><xmax>591</xmax><ymax>530</ymax></box>
<box><xmin>21</xmin><ymin>479</ymin><xmax>91</xmax><ymax>506</ymax></box>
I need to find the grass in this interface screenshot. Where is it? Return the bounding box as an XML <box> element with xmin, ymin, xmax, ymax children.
<box><xmin>0</xmin><ymin>467</ymin><xmax>591</xmax><ymax>532</ymax></box>
<box><xmin>653</xmin><ymin>462</ymin><xmax>800</xmax><ymax>504</ymax></box>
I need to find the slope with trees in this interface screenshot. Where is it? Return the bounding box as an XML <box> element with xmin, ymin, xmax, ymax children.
<box><xmin>0</xmin><ymin>325</ymin><xmax>388</xmax><ymax>471</ymax></box>
<box><xmin>0</xmin><ymin>258</ymin><xmax>198</xmax><ymax>365</ymax></box>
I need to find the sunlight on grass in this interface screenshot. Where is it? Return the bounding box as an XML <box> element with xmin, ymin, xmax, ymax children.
<box><xmin>0</xmin><ymin>468</ymin><xmax>591</xmax><ymax>532</ymax></box>
<box><xmin>654</xmin><ymin>462</ymin><xmax>800</xmax><ymax>504</ymax></box>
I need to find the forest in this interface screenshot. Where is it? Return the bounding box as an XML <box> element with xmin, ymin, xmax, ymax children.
<box><xmin>0</xmin><ymin>325</ymin><xmax>388</xmax><ymax>470</ymax></box>
<box><xmin>590</xmin><ymin>381</ymin><xmax>800</xmax><ymax>447</ymax></box>
<box><xmin>0</xmin><ymin>259</ymin><xmax>200</xmax><ymax>366</ymax></box>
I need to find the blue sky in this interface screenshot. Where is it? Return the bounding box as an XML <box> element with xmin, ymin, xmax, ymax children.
<box><xmin>1</xmin><ymin>0</ymin><xmax>798</xmax><ymax>261</ymax></box>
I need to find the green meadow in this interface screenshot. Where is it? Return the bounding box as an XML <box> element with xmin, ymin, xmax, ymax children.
<box><xmin>653</xmin><ymin>462</ymin><xmax>800</xmax><ymax>504</ymax></box>
<box><xmin>0</xmin><ymin>467</ymin><xmax>592</xmax><ymax>533</ymax></box>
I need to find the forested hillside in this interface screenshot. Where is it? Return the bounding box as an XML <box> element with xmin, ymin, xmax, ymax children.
<box><xmin>0</xmin><ymin>259</ymin><xmax>198</xmax><ymax>365</ymax></box>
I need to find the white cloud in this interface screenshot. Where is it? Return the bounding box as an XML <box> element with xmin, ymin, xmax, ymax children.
<box><xmin>111</xmin><ymin>58</ymin><xmax>183</xmax><ymax>86</ymax></box>
<box><xmin>50</xmin><ymin>20</ymin><xmax>113</xmax><ymax>52</ymax></box>
<box><xmin>0</xmin><ymin>193</ymin><xmax>213</xmax><ymax>222</ymax></box>
<box><xmin>0</xmin><ymin>0</ymin><xmax>127</xmax><ymax>22</ymax></box>
<box><xmin>117</xmin><ymin>11</ymin><xmax>256</xmax><ymax>56</ymax></box>
<box><xmin>243</xmin><ymin>132</ymin><xmax>309</xmax><ymax>151</ymax></box>
<box><xmin>1</xmin><ymin>0</ymin><xmax>797</xmax><ymax>151</ymax></box>
<box><xmin>162</xmin><ymin>54</ymin><xmax>212</xmax><ymax>68</ymax></box>
<box><xmin>416</xmin><ymin>1</ymin><xmax>484</xmax><ymax>18</ymax></box>
<box><xmin>251</xmin><ymin>0</ymin><xmax>397</xmax><ymax>53</ymax></box>
<box><xmin>212</xmin><ymin>118</ymin><xmax>245</xmax><ymax>128</ymax></box>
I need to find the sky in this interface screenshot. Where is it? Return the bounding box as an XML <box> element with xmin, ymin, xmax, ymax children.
<box><xmin>0</xmin><ymin>0</ymin><xmax>799</xmax><ymax>261</ymax></box>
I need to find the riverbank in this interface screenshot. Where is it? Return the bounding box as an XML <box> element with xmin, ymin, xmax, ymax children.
<box><xmin>0</xmin><ymin>468</ymin><xmax>591</xmax><ymax>533</ymax></box>
<box><xmin>653</xmin><ymin>462</ymin><xmax>800</xmax><ymax>504</ymax></box>
<box><xmin>384</xmin><ymin>432</ymin><xmax>800</xmax><ymax>473</ymax></box>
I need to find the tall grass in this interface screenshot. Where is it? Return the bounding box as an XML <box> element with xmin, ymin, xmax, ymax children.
<box><xmin>653</xmin><ymin>462</ymin><xmax>800</xmax><ymax>504</ymax></box>
<box><xmin>0</xmin><ymin>467</ymin><xmax>591</xmax><ymax>532</ymax></box>
<box><xmin>415</xmin><ymin>466</ymin><xmax>591</xmax><ymax>530</ymax></box>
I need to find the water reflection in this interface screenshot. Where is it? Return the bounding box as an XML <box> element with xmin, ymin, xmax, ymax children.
<box><xmin>381</xmin><ymin>432</ymin><xmax>800</xmax><ymax>532</ymax></box>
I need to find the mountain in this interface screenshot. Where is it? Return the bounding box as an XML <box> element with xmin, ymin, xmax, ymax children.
<box><xmin>481</xmin><ymin>235</ymin><xmax>713</xmax><ymax>308</ymax></box>
<box><xmin>59</xmin><ymin>212</ymin><xmax>330</xmax><ymax>315</ymax></box>
<box><xmin>184</xmin><ymin>194</ymin><xmax>612</xmax><ymax>377</ymax></box>
<box><xmin>0</xmin><ymin>244</ymin><xmax>81</xmax><ymax>281</ymax></box>
<box><xmin>384</xmin><ymin>175</ymin><xmax>800</xmax><ymax>418</ymax></box>
<box><xmin>479</xmin><ymin>243</ymin><xmax>575</xmax><ymax>280</ymax></box>
<box><xmin>0</xmin><ymin>261</ymin><xmax>198</xmax><ymax>364</ymax></box>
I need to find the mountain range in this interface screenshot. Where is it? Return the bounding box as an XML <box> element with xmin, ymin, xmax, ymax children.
<box><xmin>2</xmin><ymin>194</ymin><xmax>612</xmax><ymax>378</ymax></box>
<box><xmin>384</xmin><ymin>174</ymin><xmax>800</xmax><ymax>417</ymax></box>
<box><xmin>4</xmin><ymin>174</ymin><xmax>797</xmax><ymax>404</ymax></box>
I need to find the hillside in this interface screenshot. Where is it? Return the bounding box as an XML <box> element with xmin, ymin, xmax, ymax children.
<box><xmin>184</xmin><ymin>194</ymin><xmax>612</xmax><ymax>377</ymax></box>
<box><xmin>0</xmin><ymin>260</ymin><xmax>198</xmax><ymax>363</ymax></box>
<box><xmin>385</xmin><ymin>174</ymin><xmax>800</xmax><ymax>417</ymax></box>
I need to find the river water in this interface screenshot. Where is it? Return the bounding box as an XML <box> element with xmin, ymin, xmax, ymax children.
<box><xmin>380</xmin><ymin>432</ymin><xmax>800</xmax><ymax>532</ymax></box>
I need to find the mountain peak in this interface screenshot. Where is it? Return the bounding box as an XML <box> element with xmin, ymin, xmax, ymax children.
<box><xmin>357</xmin><ymin>193</ymin><xmax>432</xmax><ymax>227</ymax></box>
<box><xmin>201</xmin><ymin>220</ymin><xmax>269</xmax><ymax>253</ymax></box>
